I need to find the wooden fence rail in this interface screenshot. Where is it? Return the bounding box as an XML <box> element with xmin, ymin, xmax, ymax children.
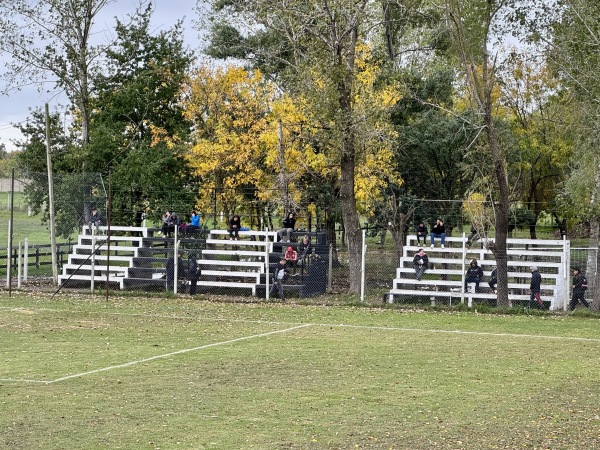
<box><xmin>1</xmin><ymin>242</ymin><xmax>74</xmax><ymax>275</ymax></box>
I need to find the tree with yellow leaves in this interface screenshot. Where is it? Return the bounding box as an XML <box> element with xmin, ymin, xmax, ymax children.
<box><xmin>182</xmin><ymin>66</ymin><xmax>277</xmax><ymax>227</ymax></box>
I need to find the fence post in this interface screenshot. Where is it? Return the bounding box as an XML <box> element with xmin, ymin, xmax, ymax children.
<box><xmin>360</xmin><ymin>229</ymin><xmax>366</xmax><ymax>302</ymax></box>
<box><xmin>91</xmin><ymin>232</ymin><xmax>96</xmax><ymax>293</ymax></box>
<box><xmin>562</xmin><ymin>237</ymin><xmax>570</xmax><ymax>312</ymax></box>
<box><xmin>327</xmin><ymin>244</ymin><xmax>333</xmax><ymax>293</ymax></box>
<box><xmin>265</xmin><ymin>228</ymin><xmax>270</xmax><ymax>301</ymax></box>
<box><xmin>23</xmin><ymin>238</ymin><xmax>28</xmax><ymax>282</ymax></box>
<box><xmin>174</xmin><ymin>226</ymin><xmax>179</xmax><ymax>294</ymax></box>
<box><xmin>17</xmin><ymin>241</ymin><xmax>22</xmax><ymax>288</ymax></box>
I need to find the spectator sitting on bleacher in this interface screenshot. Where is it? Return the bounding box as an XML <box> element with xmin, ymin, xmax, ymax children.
<box><xmin>298</xmin><ymin>235</ymin><xmax>311</xmax><ymax>263</ymax></box>
<box><xmin>88</xmin><ymin>208</ymin><xmax>104</xmax><ymax>234</ymax></box>
<box><xmin>277</xmin><ymin>212</ymin><xmax>296</xmax><ymax>242</ymax></box>
<box><xmin>181</xmin><ymin>210</ymin><xmax>200</xmax><ymax>236</ymax></box>
<box><xmin>464</xmin><ymin>259</ymin><xmax>484</xmax><ymax>293</ymax></box>
<box><xmin>430</xmin><ymin>218</ymin><xmax>446</xmax><ymax>248</ymax></box>
<box><xmin>190</xmin><ymin>210</ymin><xmax>200</xmax><ymax>228</ymax></box>
<box><xmin>228</xmin><ymin>214</ymin><xmax>241</xmax><ymax>240</ymax></box>
<box><xmin>415</xmin><ymin>222</ymin><xmax>428</xmax><ymax>246</ymax></box>
<box><xmin>284</xmin><ymin>246</ymin><xmax>298</xmax><ymax>274</ymax></box>
<box><xmin>413</xmin><ymin>248</ymin><xmax>429</xmax><ymax>281</ymax></box>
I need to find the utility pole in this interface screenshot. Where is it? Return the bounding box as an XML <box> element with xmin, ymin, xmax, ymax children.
<box><xmin>45</xmin><ymin>103</ymin><xmax>58</xmax><ymax>285</ymax></box>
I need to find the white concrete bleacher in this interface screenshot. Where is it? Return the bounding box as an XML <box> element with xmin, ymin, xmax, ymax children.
<box><xmin>59</xmin><ymin>229</ymin><xmax>146</xmax><ymax>289</ymax></box>
<box><xmin>83</xmin><ymin>225</ymin><xmax>151</xmax><ymax>237</ymax></box>
<box><xmin>59</xmin><ymin>227</ymin><xmax>278</xmax><ymax>294</ymax></box>
<box><xmin>387</xmin><ymin>235</ymin><xmax>569</xmax><ymax>310</ymax></box>
<box><xmin>196</xmin><ymin>229</ymin><xmax>277</xmax><ymax>295</ymax></box>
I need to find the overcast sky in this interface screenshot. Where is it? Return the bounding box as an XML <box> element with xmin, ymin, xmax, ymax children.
<box><xmin>0</xmin><ymin>0</ymin><xmax>208</xmax><ymax>152</ymax></box>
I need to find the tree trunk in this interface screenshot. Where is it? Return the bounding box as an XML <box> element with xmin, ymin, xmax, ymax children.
<box><xmin>594</xmin><ymin>245</ymin><xmax>600</xmax><ymax>312</ymax></box>
<box><xmin>391</xmin><ymin>228</ymin><xmax>404</xmax><ymax>267</ymax></box>
<box><xmin>529</xmin><ymin>223</ymin><xmax>537</xmax><ymax>239</ymax></box>
<box><xmin>486</xmin><ymin>111</ymin><xmax>511</xmax><ymax>308</ymax></box>
<box><xmin>589</xmin><ymin>219</ymin><xmax>599</xmax><ymax>310</ymax></box>
<box><xmin>340</xmin><ymin>134</ymin><xmax>362</xmax><ymax>294</ymax></box>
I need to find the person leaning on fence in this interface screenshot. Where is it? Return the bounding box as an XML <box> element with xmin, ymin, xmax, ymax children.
<box><xmin>430</xmin><ymin>218</ymin><xmax>445</xmax><ymax>248</ymax></box>
<box><xmin>228</xmin><ymin>214</ymin><xmax>241</xmax><ymax>240</ymax></box>
<box><xmin>569</xmin><ymin>267</ymin><xmax>590</xmax><ymax>311</ymax></box>
<box><xmin>277</xmin><ymin>212</ymin><xmax>296</xmax><ymax>242</ymax></box>
<box><xmin>165</xmin><ymin>253</ymin><xmax>184</xmax><ymax>292</ymax></box>
<box><xmin>88</xmin><ymin>208</ymin><xmax>104</xmax><ymax>234</ymax></box>
<box><xmin>415</xmin><ymin>222</ymin><xmax>428</xmax><ymax>245</ymax></box>
<box><xmin>269</xmin><ymin>258</ymin><xmax>288</xmax><ymax>301</ymax></box>
<box><xmin>413</xmin><ymin>248</ymin><xmax>429</xmax><ymax>281</ymax></box>
<box><xmin>464</xmin><ymin>259</ymin><xmax>484</xmax><ymax>293</ymax></box>
<box><xmin>188</xmin><ymin>253</ymin><xmax>200</xmax><ymax>296</ymax></box>
<box><xmin>528</xmin><ymin>266</ymin><xmax>544</xmax><ymax>309</ymax></box>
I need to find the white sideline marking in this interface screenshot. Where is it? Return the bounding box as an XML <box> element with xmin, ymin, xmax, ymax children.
<box><xmin>2</xmin><ymin>305</ymin><xmax>599</xmax><ymax>343</ymax></box>
<box><xmin>2</xmin><ymin>305</ymin><xmax>600</xmax><ymax>344</ymax></box>
<box><xmin>1</xmin><ymin>324</ymin><xmax>312</xmax><ymax>385</ymax></box>
<box><xmin>327</xmin><ymin>324</ymin><xmax>600</xmax><ymax>343</ymax></box>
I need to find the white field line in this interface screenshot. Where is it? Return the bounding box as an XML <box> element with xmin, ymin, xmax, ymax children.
<box><xmin>2</xmin><ymin>305</ymin><xmax>600</xmax><ymax>343</ymax></box>
<box><xmin>3</xmin><ymin>306</ymin><xmax>600</xmax><ymax>385</ymax></box>
<box><xmin>326</xmin><ymin>324</ymin><xmax>600</xmax><ymax>343</ymax></box>
<box><xmin>0</xmin><ymin>323</ymin><xmax>313</xmax><ymax>385</ymax></box>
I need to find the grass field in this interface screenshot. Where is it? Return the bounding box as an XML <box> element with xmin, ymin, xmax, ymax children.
<box><xmin>1</xmin><ymin>292</ymin><xmax>599</xmax><ymax>450</ymax></box>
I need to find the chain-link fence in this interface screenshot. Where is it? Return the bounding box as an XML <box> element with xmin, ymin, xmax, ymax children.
<box><xmin>2</xmin><ymin>172</ymin><xmax>597</xmax><ymax>311</ymax></box>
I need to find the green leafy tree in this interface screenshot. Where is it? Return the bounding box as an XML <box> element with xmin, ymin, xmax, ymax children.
<box><xmin>391</xmin><ymin>69</ymin><xmax>477</xmax><ymax>234</ymax></box>
<box><xmin>87</xmin><ymin>5</ymin><xmax>196</xmax><ymax>225</ymax></box>
<box><xmin>499</xmin><ymin>55</ymin><xmax>571</xmax><ymax>239</ymax></box>
<box><xmin>13</xmin><ymin>108</ymin><xmax>105</xmax><ymax>237</ymax></box>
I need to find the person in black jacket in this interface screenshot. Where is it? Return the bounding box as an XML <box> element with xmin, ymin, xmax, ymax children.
<box><xmin>415</xmin><ymin>222</ymin><xmax>428</xmax><ymax>246</ymax></box>
<box><xmin>528</xmin><ymin>266</ymin><xmax>544</xmax><ymax>309</ymax></box>
<box><xmin>165</xmin><ymin>253</ymin><xmax>184</xmax><ymax>292</ymax></box>
<box><xmin>569</xmin><ymin>267</ymin><xmax>590</xmax><ymax>311</ymax></box>
<box><xmin>430</xmin><ymin>218</ymin><xmax>446</xmax><ymax>248</ymax></box>
<box><xmin>88</xmin><ymin>208</ymin><xmax>104</xmax><ymax>234</ymax></box>
<box><xmin>161</xmin><ymin>211</ymin><xmax>181</xmax><ymax>238</ymax></box>
<box><xmin>269</xmin><ymin>258</ymin><xmax>288</xmax><ymax>301</ymax></box>
<box><xmin>277</xmin><ymin>212</ymin><xmax>296</xmax><ymax>242</ymax></box>
<box><xmin>412</xmin><ymin>248</ymin><xmax>429</xmax><ymax>281</ymax></box>
<box><xmin>228</xmin><ymin>214</ymin><xmax>241</xmax><ymax>240</ymax></box>
<box><xmin>464</xmin><ymin>259</ymin><xmax>484</xmax><ymax>292</ymax></box>
<box><xmin>188</xmin><ymin>253</ymin><xmax>200</xmax><ymax>296</ymax></box>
